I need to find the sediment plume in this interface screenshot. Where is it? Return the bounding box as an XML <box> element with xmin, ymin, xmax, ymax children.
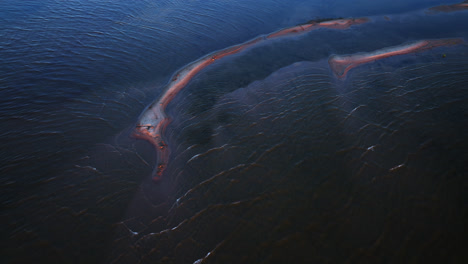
<box><xmin>133</xmin><ymin>18</ymin><xmax>369</xmax><ymax>181</ymax></box>
<box><xmin>328</xmin><ymin>38</ymin><xmax>463</xmax><ymax>79</ymax></box>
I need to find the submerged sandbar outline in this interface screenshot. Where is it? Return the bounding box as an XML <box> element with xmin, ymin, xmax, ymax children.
<box><xmin>133</xmin><ymin>18</ymin><xmax>369</xmax><ymax>181</ymax></box>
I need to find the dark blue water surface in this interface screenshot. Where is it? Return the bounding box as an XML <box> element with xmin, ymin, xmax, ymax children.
<box><xmin>1</xmin><ymin>1</ymin><xmax>467</xmax><ymax>263</ymax></box>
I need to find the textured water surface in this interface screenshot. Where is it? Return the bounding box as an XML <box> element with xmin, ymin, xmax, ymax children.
<box><xmin>1</xmin><ymin>1</ymin><xmax>467</xmax><ymax>263</ymax></box>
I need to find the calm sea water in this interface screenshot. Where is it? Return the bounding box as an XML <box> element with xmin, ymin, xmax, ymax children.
<box><xmin>1</xmin><ymin>0</ymin><xmax>467</xmax><ymax>263</ymax></box>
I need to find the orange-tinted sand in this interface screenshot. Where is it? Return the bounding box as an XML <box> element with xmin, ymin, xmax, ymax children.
<box><xmin>328</xmin><ymin>38</ymin><xmax>463</xmax><ymax>79</ymax></box>
<box><xmin>134</xmin><ymin>18</ymin><xmax>369</xmax><ymax>181</ymax></box>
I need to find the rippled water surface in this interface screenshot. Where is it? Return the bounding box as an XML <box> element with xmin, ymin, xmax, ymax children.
<box><xmin>1</xmin><ymin>1</ymin><xmax>467</xmax><ymax>263</ymax></box>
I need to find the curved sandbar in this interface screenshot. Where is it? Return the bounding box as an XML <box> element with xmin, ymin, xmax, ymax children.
<box><xmin>134</xmin><ymin>18</ymin><xmax>368</xmax><ymax>182</ymax></box>
<box><xmin>328</xmin><ymin>38</ymin><xmax>464</xmax><ymax>79</ymax></box>
<box><xmin>428</xmin><ymin>1</ymin><xmax>468</xmax><ymax>13</ymax></box>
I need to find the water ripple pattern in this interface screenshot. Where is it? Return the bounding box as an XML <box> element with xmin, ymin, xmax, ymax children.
<box><xmin>1</xmin><ymin>1</ymin><xmax>468</xmax><ymax>263</ymax></box>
